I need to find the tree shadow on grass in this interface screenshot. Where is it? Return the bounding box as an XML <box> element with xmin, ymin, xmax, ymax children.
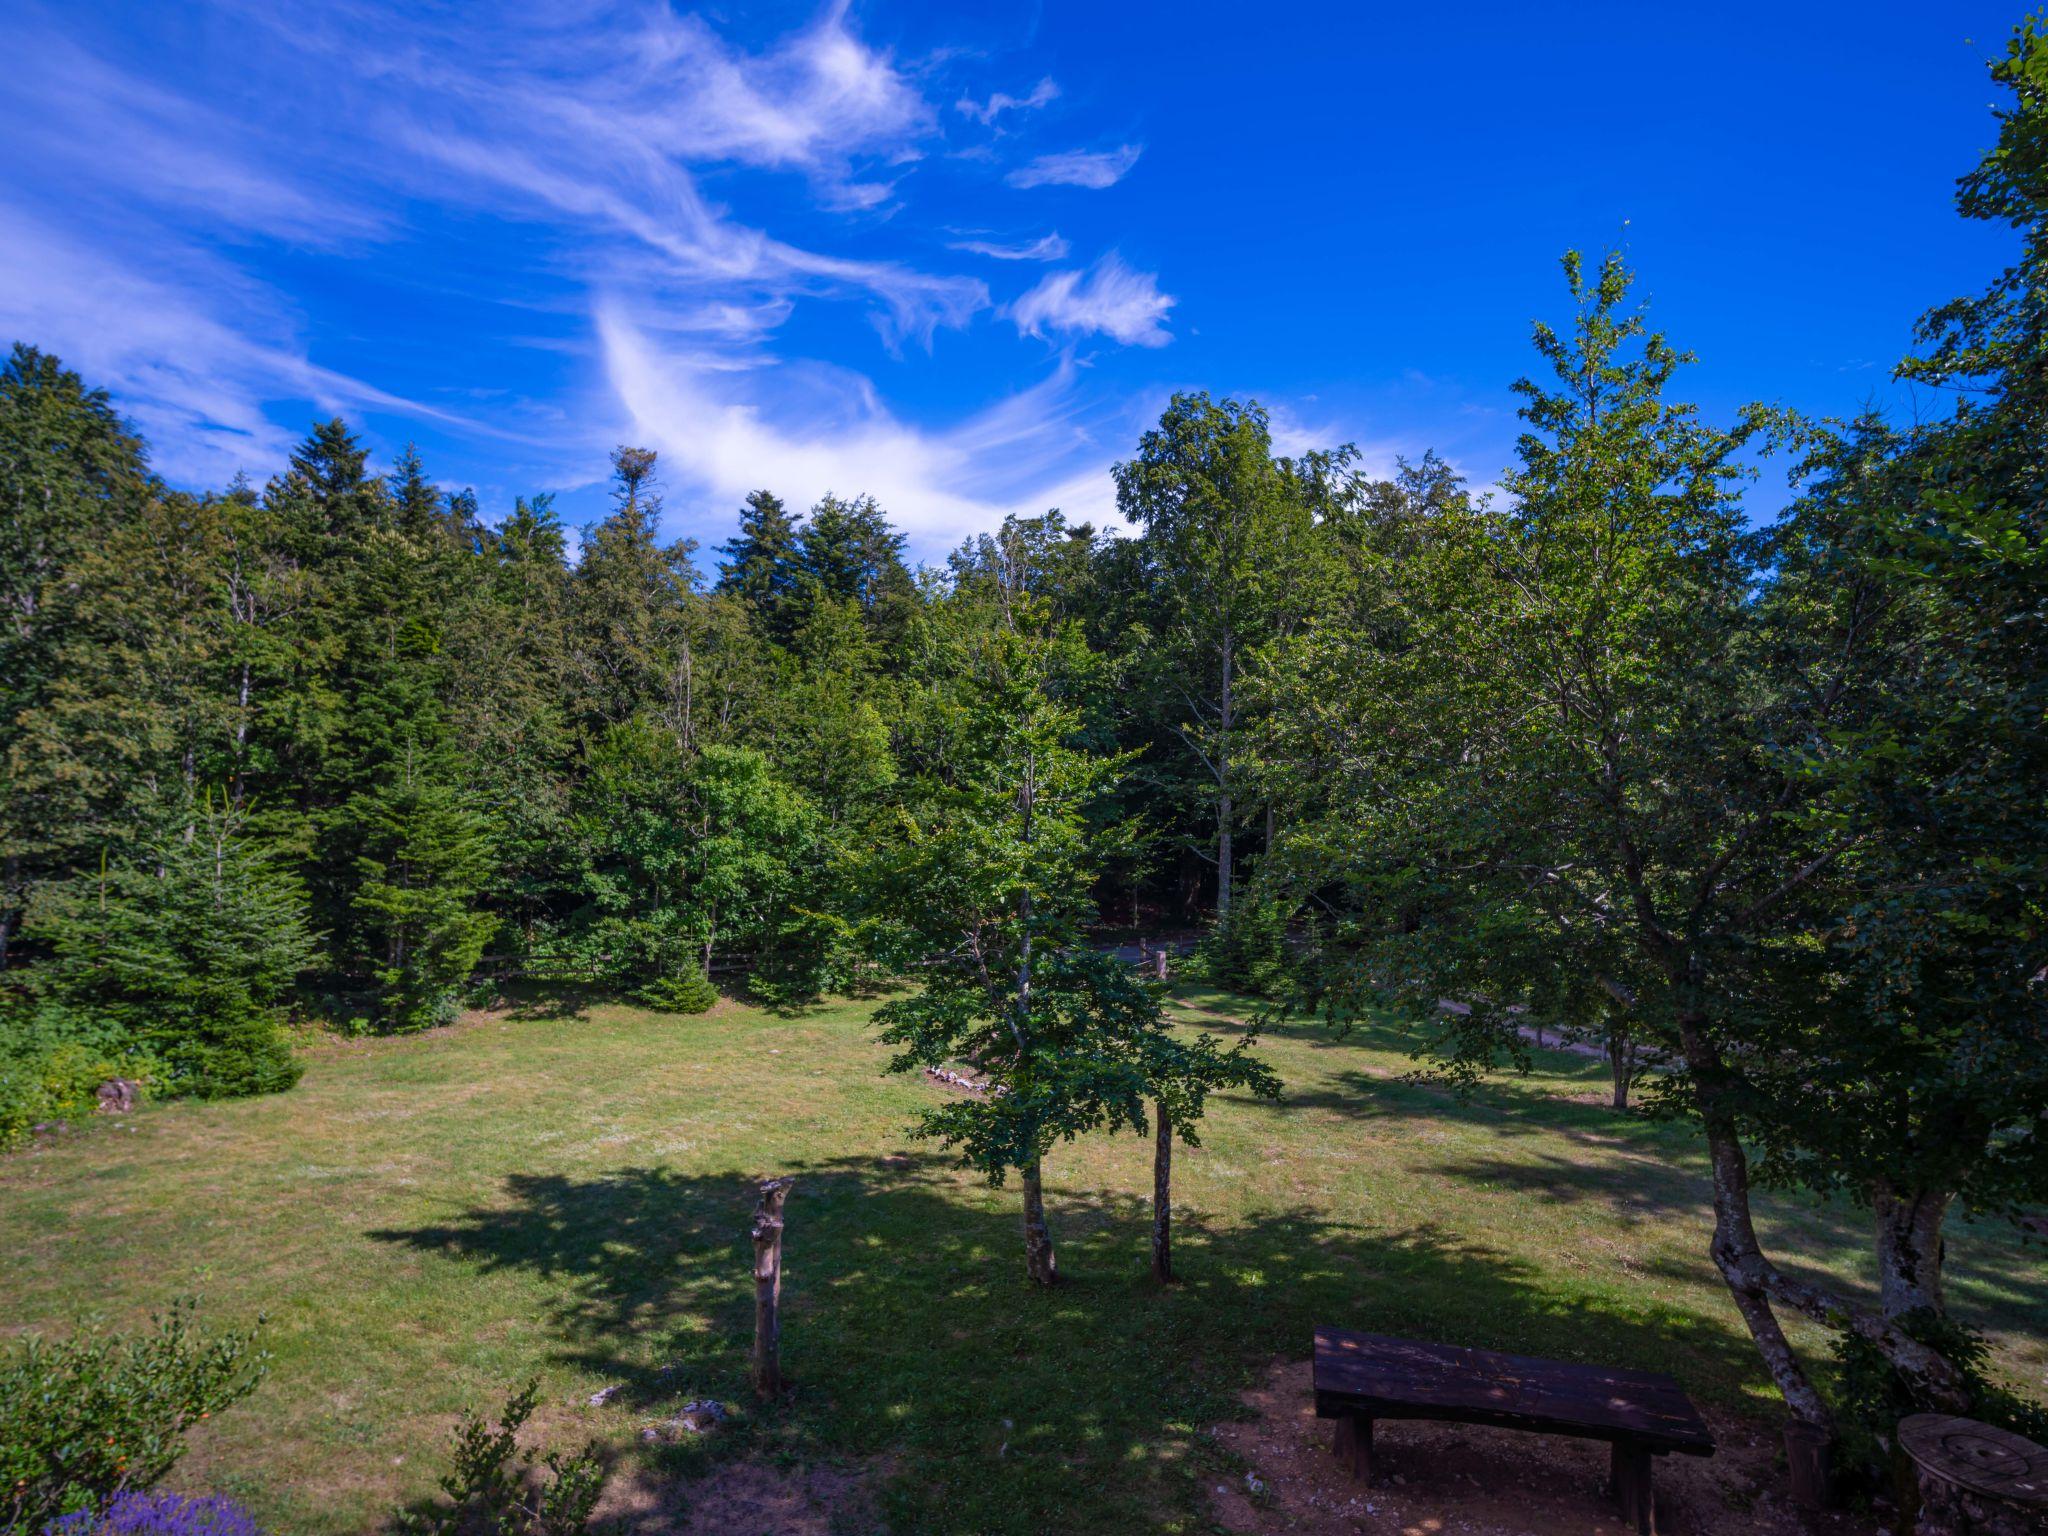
<box><xmin>491</xmin><ymin>980</ymin><xmax>607</xmax><ymax>1022</ymax></box>
<box><xmin>370</xmin><ymin>1154</ymin><xmax>1773</xmax><ymax>1536</ymax></box>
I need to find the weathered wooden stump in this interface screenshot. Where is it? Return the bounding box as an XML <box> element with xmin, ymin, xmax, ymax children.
<box><xmin>1783</xmin><ymin>1419</ymin><xmax>1835</xmax><ymax>1510</ymax></box>
<box><xmin>1898</xmin><ymin>1414</ymin><xmax>2048</xmax><ymax>1536</ymax></box>
<box><xmin>751</xmin><ymin>1176</ymin><xmax>794</xmax><ymax>1399</ymax></box>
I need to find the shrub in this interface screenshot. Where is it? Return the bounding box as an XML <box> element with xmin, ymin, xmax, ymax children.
<box><xmin>42</xmin><ymin>1491</ymin><xmax>265</xmax><ymax>1535</ymax></box>
<box><xmin>633</xmin><ymin>967</ymin><xmax>718</xmax><ymax>1015</ymax></box>
<box><xmin>29</xmin><ymin>803</ymin><xmax>308</xmax><ymax>1102</ymax></box>
<box><xmin>1189</xmin><ymin>898</ymin><xmax>1292</xmax><ymax>997</ymax></box>
<box><xmin>397</xmin><ymin>1382</ymin><xmax>606</xmax><ymax>1536</ymax></box>
<box><xmin>746</xmin><ymin>910</ymin><xmax>857</xmax><ymax>1010</ymax></box>
<box><xmin>0</xmin><ymin>1302</ymin><xmax>268</xmax><ymax>1536</ymax></box>
<box><xmin>1828</xmin><ymin>1308</ymin><xmax>2048</xmax><ymax>1500</ymax></box>
<box><xmin>0</xmin><ymin>999</ymin><xmax>156</xmax><ymax>1152</ymax></box>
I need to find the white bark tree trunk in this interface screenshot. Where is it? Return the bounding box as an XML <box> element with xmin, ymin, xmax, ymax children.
<box><xmin>1873</xmin><ymin>1181</ymin><xmax>1950</xmax><ymax>1320</ymax></box>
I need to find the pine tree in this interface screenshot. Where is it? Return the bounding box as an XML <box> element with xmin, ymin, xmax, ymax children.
<box><xmin>35</xmin><ymin>795</ymin><xmax>311</xmax><ymax>1098</ymax></box>
<box><xmin>0</xmin><ymin>346</ymin><xmax>153</xmax><ymax>968</ymax></box>
<box><xmin>349</xmin><ymin>745</ymin><xmax>498</xmax><ymax>1030</ymax></box>
<box><xmin>569</xmin><ymin>448</ymin><xmax>700</xmax><ymax>729</ymax></box>
<box><xmin>715</xmin><ymin>489</ymin><xmax>803</xmax><ymax>643</ymax></box>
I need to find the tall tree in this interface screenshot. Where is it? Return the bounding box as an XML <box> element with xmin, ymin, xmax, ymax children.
<box><xmin>1264</xmin><ymin>251</ymin><xmax>1978</xmax><ymax>1446</ymax></box>
<box><xmin>569</xmin><ymin>448</ymin><xmax>699</xmax><ymax>730</ymax></box>
<box><xmin>870</xmin><ymin>603</ymin><xmax>1162</xmax><ymax>1284</ymax></box>
<box><xmin>0</xmin><ymin>347</ymin><xmax>152</xmax><ymax>967</ymax></box>
<box><xmin>1112</xmin><ymin>395</ymin><xmax>1318</xmax><ymax>914</ymax></box>
<box><xmin>715</xmin><ymin>489</ymin><xmax>803</xmax><ymax>644</ymax></box>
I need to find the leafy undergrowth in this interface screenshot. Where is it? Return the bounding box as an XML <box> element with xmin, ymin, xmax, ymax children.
<box><xmin>0</xmin><ymin>985</ymin><xmax>2040</xmax><ymax>1535</ymax></box>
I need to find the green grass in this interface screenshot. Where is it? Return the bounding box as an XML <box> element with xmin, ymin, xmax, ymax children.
<box><xmin>1</xmin><ymin>986</ymin><xmax>2041</xmax><ymax>1534</ymax></box>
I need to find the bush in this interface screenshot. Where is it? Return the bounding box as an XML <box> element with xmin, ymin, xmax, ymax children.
<box><xmin>1828</xmin><ymin>1308</ymin><xmax>2048</xmax><ymax>1501</ymax></box>
<box><xmin>397</xmin><ymin>1382</ymin><xmax>606</xmax><ymax>1536</ymax></box>
<box><xmin>42</xmin><ymin>1491</ymin><xmax>265</xmax><ymax>1535</ymax></box>
<box><xmin>745</xmin><ymin>910</ymin><xmax>857</xmax><ymax>1010</ymax></box>
<box><xmin>0</xmin><ymin>998</ymin><xmax>156</xmax><ymax>1152</ymax></box>
<box><xmin>29</xmin><ymin>803</ymin><xmax>308</xmax><ymax>1102</ymax></box>
<box><xmin>633</xmin><ymin>967</ymin><xmax>718</xmax><ymax>1015</ymax></box>
<box><xmin>0</xmin><ymin>1302</ymin><xmax>268</xmax><ymax>1536</ymax></box>
<box><xmin>1189</xmin><ymin>898</ymin><xmax>1292</xmax><ymax>997</ymax></box>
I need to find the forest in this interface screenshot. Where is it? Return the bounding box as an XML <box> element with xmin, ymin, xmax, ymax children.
<box><xmin>2</xmin><ymin>16</ymin><xmax>2045</xmax><ymax>1536</ymax></box>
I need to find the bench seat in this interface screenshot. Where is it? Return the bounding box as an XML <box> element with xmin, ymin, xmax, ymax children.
<box><xmin>1313</xmin><ymin>1326</ymin><xmax>1714</xmax><ymax>1534</ymax></box>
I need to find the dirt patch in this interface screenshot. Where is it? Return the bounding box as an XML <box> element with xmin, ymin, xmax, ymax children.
<box><xmin>1207</xmin><ymin>1358</ymin><xmax>1885</xmax><ymax>1536</ymax></box>
<box><xmin>598</xmin><ymin>1456</ymin><xmax>885</xmax><ymax>1536</ymax></box>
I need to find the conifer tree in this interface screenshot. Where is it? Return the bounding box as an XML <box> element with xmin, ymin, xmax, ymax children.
<box><xmin>715</xmin><ymin>489</ymin><xmax>803</xmax><ymax>643</ymax></box>
<box><xmin>0</xmin><ymin>346</ymin><xmax>153</xmax><ymax>967</ymax></box>
<box><xmin>35</xmin><ymin>795</ymin><xmax>310</xmax><ymax>1097</ymax></box>
<box><xmin>349</xmin><ymin>745</ymin><xmax>498</xmax><ymax>1030</ymax></box>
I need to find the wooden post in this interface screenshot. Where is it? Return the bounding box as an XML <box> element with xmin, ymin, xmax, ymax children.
<box><xmin>1151</xmin><ymin>1103</ymin><xmax>1173</xmax><ymax>1283</ymax></box>
<box><xmin>1608</xmin><ymin>1442</ymin><xmax>1655</xmax><ymax>1534</ymax></box>
<box><xmin>1782</xmin><ymin>1420</ymin><xmax>1834</xmax><ymax>1511</ymax></box>
<box><xmin>751</xmin><ymin>1176</ymin><xmax>794</xmax><ymax>1398</ymax></box>
<box><xmin>1332</xmin><ymin>1413</ymin><xmax>1374</xmax><ymax>1482</ymax></box>
<box><xmin>1154</xmin><ymin>946</ymin><xmax>1169</xmax><ymax>982</ymax></box>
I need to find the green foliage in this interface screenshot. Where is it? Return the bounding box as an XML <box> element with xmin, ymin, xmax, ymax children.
<box><xmin>1828</xmin><ymin>1309</ymin><xmax>2048</xmax><ymax>1498</ymax></box>
<box><xmin>869</xmin><ymin>604</ymin><xmax>1275</xmax><ymax>1212</ymax></box>
<box><xmin>1189</xmin><ymin>897</ymin><xmax>1291</xmax><ymax>997</ymax></box>
<box><xmin>0</xmin><ymin>1300</ymin><xmax>268</xmax><ymax>1535</ymax></box>
<box><xmin>633</xmin><ymin>967</ymin><xmax>717</xmax><ymax>1015</ymax></box>
<box><xmin>395</xmin><ymin>1381</ymin><xmax>606</xmax><ymax>1536</ymax></box>
<box><xmin>33</xmin><ymin>802</ymin><xmax>309</xmax><ymax>1100</ymax></box>
<box><xmin>0</xmin><ymin>998</ymin><xmax>156</xmax><ymax>1151</ymax></box>
<box><xmin>349</xmin><ymin>756</ymin><xmax>498</xmax><ymax>1032</ymax></box>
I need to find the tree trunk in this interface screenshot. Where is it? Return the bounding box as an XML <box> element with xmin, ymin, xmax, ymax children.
<box><xmin>0</xmin><ymin>852</ymin><xmax>15</xmax><ymax>971</ymax></box>
<box><xmin>751</xmin><ymin>1176</ymin><xmax>793</xmax><ymax>1397</ymax></box>
<box><xmin>1674</xmin><ymin>1013</ymin><xmax>1971</xmax><ymax>1417</ymax></box>
<box><xmin>1607</xmin><ymin>1028</ymin><xmax>1632</xmax><ymax>1111</ymax></box>
<box><xmin>1216</xmin><ymin>633</ymin><xmax>1234</xmax><ymax>916</ymax></box>
<box><xmin>1152</xmin><ymin>1104</ymin><xmax>1173</xmax><ymax>1284</ymax></box>
<box><xmin>1699</xmin><ymin>1111</ymin><xmax>1837</xmax><ymax>1432</ymax></box>
<box><xmin>1874</xmin><ymin>1181</ymin><xmax>1950</xmax><ymax>1319</ymax></box>
<box><xmin>1021</xmin><ymin>1158</ymin><xmax>1059</xmax><ymax>1285</ymax></box>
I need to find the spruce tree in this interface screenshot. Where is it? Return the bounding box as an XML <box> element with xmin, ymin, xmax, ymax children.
<box><xmin>715</xmin><ymin>489</ymin><xmax>803</xmax><ymax>643</ymax></box>
<box><xmin>0</xmin><ymin>346</ymin><xmax>153</xmax><ymax>968</ymax></box>
<box><xmin>35</xmin><ymin>796</ymin><xmax>311</xmax><ymax>1097</ymax></box>
<box><xmin>349</xmin><ymin>745</ymin><xmax>498</xmax><ymax>1030</ymax></box>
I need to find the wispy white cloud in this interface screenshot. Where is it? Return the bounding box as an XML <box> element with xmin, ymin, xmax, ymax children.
<box><xmin>0</xmin><ymin>202</ymin><xmax>461</xmax><ymax>487</ymax></box>
<box><xmin>956</xmin><ymin>77</ymin><xmax>1059</xmax><ymax>126</ymax></box>
<box><xmin>1006</xmin><ymin>144</ymin><xmax>1143</xmax><ymax>190</ymax></box>
<box><xmin>1010</xmin><ymin>254</ymin><xmax>1174</xmax><ymax>348</ymax></box>
<box><xmin>948</xmin><ymin>232</ymin><xmax>1072</xmax><ymax>262</ymax></box>
<box><xmin>0</xmin><ymin>0</ymin><xmax>1171</xmax><ymax>550</ymax></box>
<box><xmin>599</xmin><ymin>303</ymin><xmax>1120</xmax><ymax>550</ymax></box>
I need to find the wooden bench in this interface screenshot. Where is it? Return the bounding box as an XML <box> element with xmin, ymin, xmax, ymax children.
<box><xmin>1314</xmin><ymin>1326</ymin><xmax>1715</xmax><ymax>1534</ymax></box>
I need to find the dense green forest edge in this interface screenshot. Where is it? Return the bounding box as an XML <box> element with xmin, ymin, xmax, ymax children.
<box><xmin>1</xmin><ymin>10</ymin><xmax>2045</xmax><ymax>1493</ymax></box>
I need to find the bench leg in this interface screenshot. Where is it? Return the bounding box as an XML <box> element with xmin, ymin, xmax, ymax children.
<box><xmin>1608</xmin><ymin>1443</ymin><xmax>1655</xmax><ymax>1535</ymax></box>
<box><xmin>1332</xmin><ymin>1413</ymin><xmax>1374</xmax><ymax>1483</ymax></box>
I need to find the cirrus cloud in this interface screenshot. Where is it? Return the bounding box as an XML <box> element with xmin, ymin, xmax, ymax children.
<box><xmin>1006</xmin><ymin>144</ymin><xmax>1143</xmax><ymax>190</ymax></box>
<box><xmin>1010</xmin><ymin>254</ymin><xmax>1174</xmax><ymax>348</ymax></box>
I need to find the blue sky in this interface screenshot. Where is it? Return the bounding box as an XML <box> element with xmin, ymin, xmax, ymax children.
<box><xmin>0</xmin><ymin>0</ymin><xmax>2022</xmax><ymax>557</ymax></box>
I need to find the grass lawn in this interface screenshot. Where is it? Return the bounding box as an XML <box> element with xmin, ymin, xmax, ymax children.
<box><xmin>2</xmin><ymin>986</ymin><xmax>2042</xmax><ymax>1534</ymax></box>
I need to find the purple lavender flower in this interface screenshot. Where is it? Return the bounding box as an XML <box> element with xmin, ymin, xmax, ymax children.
<box><xmin>42</xmin><ymin>1491</ymin><xmax>266</xmax><ymax>1536</ymax></box>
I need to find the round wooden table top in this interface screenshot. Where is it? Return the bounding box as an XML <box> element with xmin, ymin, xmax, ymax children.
<box><xmin>1898</xmin><ymin>1414</ymin><xmax>2048</xmax><ymax>1507</ymax></box>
